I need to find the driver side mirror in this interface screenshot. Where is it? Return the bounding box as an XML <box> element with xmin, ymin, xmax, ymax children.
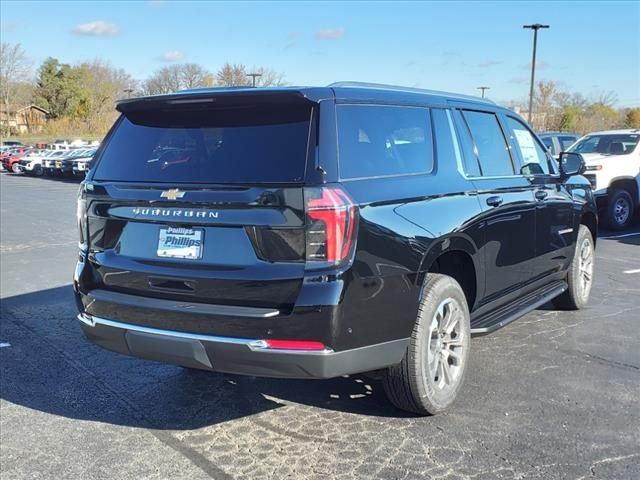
<box><xmin>558</xmin><ymin>151</ymin><xmax>585</xmax><ymax>177</ymax></box>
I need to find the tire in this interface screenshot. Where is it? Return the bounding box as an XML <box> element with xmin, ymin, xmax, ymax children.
<box><xmin>383</xmin><ymin>274</ymin><xmax>471</xmax><ymax>415</ymax></box>
<box><xmin>605</xmin><ymin>189</ymin><xmax>634</xmax><ymax>230</ymax></box>
<box><xmin>33</xmin><ymin>164</ymin><xmax>43</xmax><ymax>176</ymax></box>
<box><xmin>11</xmin><ymin>163</ymin><xmax>20</xmax><ymax>173</ymax></box>
<box><xmin>552</xmin><ymin>225</ymin><xmax>594</xmax><ymax>310</ymax></box>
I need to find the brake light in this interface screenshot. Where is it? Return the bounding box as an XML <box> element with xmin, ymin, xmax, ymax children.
<box><xmin>305</xmin><ymin>186</ymin><xmax>356</xmax><ymax>263</ymax></box>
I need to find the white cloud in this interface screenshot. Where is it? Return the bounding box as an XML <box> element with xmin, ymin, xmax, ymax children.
<box><xmin>73</xmin><ymin>20</ymin><xmax>120</xmax><ymax>36</ymax></box>
<box><xmin>523</xmin><ymin>60</ymin><xmax>549</xmax><ymax>70</ymax></box>
<box><xmin>157</xmin><ymin>50</ymin><xmax>186</xmax><ymax>62</ymax></box>
<box><xmin>477</xmin><ymin>59</ymin><xmax>503</xmax><ymax>68</ymax></box>
<box><xmin>283</xmin><ymin>31</ymin><xmax>301</xmax><ymax>50</ymax></box>
<box><xmin>316</xmin><ymin>27</ymin><xmax>345</xmax><ymax>40</ymax></box>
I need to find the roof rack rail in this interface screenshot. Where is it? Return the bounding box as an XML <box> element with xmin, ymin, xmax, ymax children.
<box><xmin>327</xmin><ymin>81</ymin><xmax>496</xmax><ymax>104</ymax></box>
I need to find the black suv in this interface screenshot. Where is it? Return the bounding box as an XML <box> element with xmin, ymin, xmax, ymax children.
<box><xmin>74</xmin><ymin>83</ymin><xmax>597</xmax><ymax>415</ymax></box>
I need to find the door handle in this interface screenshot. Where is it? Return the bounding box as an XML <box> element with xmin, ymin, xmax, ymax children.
<box><xmin>486</xmin><ymin>196</ymin><xmax>503</xmax><ymax>207</ymax></box>
<box><xmin>535</xmin><ymin>190</ymin><xmax>548</xmax><ymax>201</ymax></box>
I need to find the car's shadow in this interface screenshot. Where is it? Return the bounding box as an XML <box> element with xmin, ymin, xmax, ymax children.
<box><xmin>598</xmin><ymin>225</ymin><xmax>640</xmax><ymax>246</ymax></box>
<box><xmin>1</xmin><ymin>285</ymin><xmax>415</xmax><ymax>432</ymax></box>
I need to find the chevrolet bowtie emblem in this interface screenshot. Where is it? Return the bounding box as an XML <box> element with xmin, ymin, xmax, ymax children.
<box><xmin>160</xmin><ymin>188</ymin><xmax>186</xmax><ymax>200</ymax></box>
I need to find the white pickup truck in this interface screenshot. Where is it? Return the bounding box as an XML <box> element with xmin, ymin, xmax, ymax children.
<box><xmin>568</xmin><ymin>129</ymin><xmax>640</xmax><ymax>230</ymax></box>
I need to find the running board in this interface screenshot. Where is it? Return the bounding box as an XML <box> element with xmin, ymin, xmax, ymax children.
<box><xmin>470</xmin><ymin>281</ymin><xmax>568</xmax><ymax>336</ymax></box>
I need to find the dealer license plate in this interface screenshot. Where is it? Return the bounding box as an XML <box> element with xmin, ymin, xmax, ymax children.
<box><xmin>157</xmin><ymin>227</ymin><xmax>203</xmax><ymax>260</ymax></box>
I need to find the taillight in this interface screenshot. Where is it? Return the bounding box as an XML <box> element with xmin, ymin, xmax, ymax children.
<box><xmin>77</xmin><ymin>185</ymin><xmax>88</xmax><ymax>251</ymax></box>
<box><xmin>305</xmin><ymin>185</ymin><xmax>357</xmax><ymax>264</ymax></box>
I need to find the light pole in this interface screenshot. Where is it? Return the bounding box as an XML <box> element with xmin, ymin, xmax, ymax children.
<box><xmin>477</xmin><ymin>86</ymin><xmax>490</xmax><ymax>98</ymax></box>
<box><xmin>123</xmin><ymin>88</ymin><xmax>134</xmax><ymax>99</ymax></box>
<box><xmin>246</xmin><ymin>73</ymin><xmax>262</xmax><ymax>87</ymax></box>
<box><xmin>523</xmin><ymin>23</ymin><xmax>549</xmax><ymax>124</ymax></box>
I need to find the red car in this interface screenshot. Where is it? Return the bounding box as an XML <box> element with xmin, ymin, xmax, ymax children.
<box><xmin>1</xmin><ymin>147</ymin><xmax>34</xmax><ymax>172</ymax></box>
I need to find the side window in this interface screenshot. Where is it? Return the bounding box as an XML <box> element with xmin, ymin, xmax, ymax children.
<box><xmin>336</xmin><ymin>105</ymin><xmax>433</xmax><ymax>179</ymax></box>
<box><xmin>461</xmin><ymin>110</ymin><xmax>514</xmax><ymax>177</ymax></box>
<box><xmin>541</xmin><ymin>136</ymin><xmax>555</xmax><ymax>154</ymax></box>
<box><xmin>451</xmin><ymin>109</ymin><xmax>482</xmax><ymax>176</ymax></box>
<box><xmin>431</xmin><ymin>108</ymin><xmax>457</xmax><ymax>171</ymax></box>
<box><xmin>504</xmin><ymin>116</ymin><xmax>550</xmax><ymax>175</ymax></box>
<box><xmin>559</xmin><ymin>136</ymin><xmax>577</xmax><ymax>151</ymax></box>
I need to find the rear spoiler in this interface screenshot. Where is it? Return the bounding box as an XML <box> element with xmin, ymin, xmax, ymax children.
<box><xmin>116</xmin><ymin>87</ymin><xmax>334</xmax><ymax>114</ymax></box>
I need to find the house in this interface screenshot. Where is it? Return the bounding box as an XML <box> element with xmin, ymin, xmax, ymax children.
<box><xmin>0</xmin><ymin>104</ymin><xmax>49</xmax><ymax>134</ymax></box>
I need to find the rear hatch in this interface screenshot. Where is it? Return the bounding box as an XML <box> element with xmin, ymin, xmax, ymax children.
<box><xmin>82</xmin><ymin>91</ymin><xmax>322</xmax><ymax>311</ymax></box>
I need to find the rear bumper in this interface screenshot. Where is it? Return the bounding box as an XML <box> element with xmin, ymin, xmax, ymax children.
<box><xmin>77</xmin><ymin>313</ymin><xmax>407</xmax><ymax>379</ymax></box>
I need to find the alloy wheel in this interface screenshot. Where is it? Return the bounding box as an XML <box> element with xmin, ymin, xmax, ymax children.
<box><xmin>578</xmin><ymin>237</ymin><xmax>594</xmax><ymax>301</ymax></box>
<box><xmin>426</xmin><ymin>298</ymin><xmax>466</xmax><ymax>391</ymax></box>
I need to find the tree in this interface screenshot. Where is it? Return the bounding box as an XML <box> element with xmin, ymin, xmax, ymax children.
<box><xmin>624</xmin><ymin>108</ymin><xmax>640</xmax><ymax>128</ymax></box>
<box><xmin>34</xmin><ymin>57</ymin><xmax>84</xmax><ymax>118</ymax></box>
<box><xmin>215</xmin><ymin>63</ymin><xmax>287</xmax><ymax>87</ymax></box>
<box><xmin>0</xmin><ymin>42</ymin><xmax>32</xmax><ymax>107</ymax></box>
<box><xmin>594</xmin><ymin>91</ymin><xmax>618</xmax><ymax>108</ymax></box>
<box><xmin>533</xmin><ymin>80</ymin><xmax>560</xmax><ymax>113</ymax></box>
<box><xmin>216</xmin><ymin>63</ymin><xmax>250</xmax><ymax>86</ymax></box>
<box><xmin>73</xmin><ymin>59</ymin><xmax>137</xmax><ymax>130</ymax></box>
<box><xmin>251</xmin><ymin>66</ymin><xmax>287</xmax><ymax>87</ymax></box>
<box><xmin>141</xmin><ymin>63</ymin><xmax>215</xmax><ymax>95</ymax></box>
<box><xmin>179</xmin><ymin>63</ymin><xmax>215</xmax><ymax>89</ymax></box>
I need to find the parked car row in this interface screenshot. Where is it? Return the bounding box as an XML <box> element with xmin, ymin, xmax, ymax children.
<box><xmin>1</xmin><ymin>144</ymin><xmax>98</xmax><ymax>178</ymax></box>
<box><xmin>536</xmin><ymin>129</ymin><xmax>640</xmax><ymax>230</ymax></box>
<box><xmin>567</xmin><ymin>129</ymin><xmax>640</xmax><ymax>230</ymax></box>
<box><xmin>537</xmin><ymin>132</ymin><xmax>580</xmax><ymax>156</ymax></box>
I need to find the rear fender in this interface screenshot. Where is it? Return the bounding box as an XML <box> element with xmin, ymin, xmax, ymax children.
<box><xmin>415</xmin><ymin>235</ymin><xmax>483</xmax><ymax>309</ymax></box>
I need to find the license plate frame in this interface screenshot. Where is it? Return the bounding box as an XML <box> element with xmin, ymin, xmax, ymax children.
<box><xmin>157</xmin><ymin>227</ymin><xmax>204</xmax><ymax>260</ymax></box>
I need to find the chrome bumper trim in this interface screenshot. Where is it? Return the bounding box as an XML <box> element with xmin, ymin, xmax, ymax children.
<box><xmin>77</xmin><ymin>313</ymin><xmax>334</xmax><ymax>354</ymax></box>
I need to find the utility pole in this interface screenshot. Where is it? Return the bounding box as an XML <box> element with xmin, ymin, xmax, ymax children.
<box><xmin>123</xmin><ymin>88</ymin><xmax>134</xmax><ymax>99</ymax></box>
<box><xmin>477</xmin><ymin>86</ymin><xmax>490</xmax><ymax>98</ymax></box>
<box><xmin>523</xmin><ymin>23</ymin><xmax>549</xmax><ymax>124</ymax></box>
<box><xmin>246</xmin><ymin>73</ymin><xmax>262</xmax><ymax>87</ymax></box>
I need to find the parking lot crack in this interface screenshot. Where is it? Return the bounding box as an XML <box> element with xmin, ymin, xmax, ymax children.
<box><xmin>574</xmin><ymin>349</ymin><xmax>640</xmax><ymax>371</ymax></box>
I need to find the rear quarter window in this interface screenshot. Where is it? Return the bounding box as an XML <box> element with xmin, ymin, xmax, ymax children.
<box><xmin>337</xmin><ymin>105</ymin><xmax>434</xmax><ymax>179</ymax></box>
<box><xmin>461</xmin><ymin>110</ymin><xmax>514</xmax><ymax>177</ymax></box>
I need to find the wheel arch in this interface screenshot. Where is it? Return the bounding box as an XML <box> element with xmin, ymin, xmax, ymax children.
<box><xmin>608</xmin><ymin>177</ymin><xmax>639</xmax><ymax>206</ymax></box>
<box><xmin>580</xmin><ymin>210</ymin><xmax>598</xmax><ymax>246</ymax></box>
<box><xmin>416</xmin><ymin>236</ymin><xmax>481</xmax><ymax>312</ymax></box>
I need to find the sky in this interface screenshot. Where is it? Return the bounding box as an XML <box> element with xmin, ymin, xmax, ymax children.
<box><xmin>2</xmin><ymin>0</ymin><xmax>639</xmax><ymax>106</ymax></box>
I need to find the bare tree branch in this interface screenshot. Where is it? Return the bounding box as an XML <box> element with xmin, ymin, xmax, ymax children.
<box><xmin>0</xmin><ymin>42</ymin><xmax>32</xmax><ymax>107</ymax></box>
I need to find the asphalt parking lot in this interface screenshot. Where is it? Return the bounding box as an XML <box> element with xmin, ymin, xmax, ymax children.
<box><xmin>1</xmin><ymin>171</ymin><xmax>639</xmax><ymax>480</ymax></box>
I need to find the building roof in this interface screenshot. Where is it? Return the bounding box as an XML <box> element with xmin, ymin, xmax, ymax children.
<box><xmin>0</xmin><ymin>104</ymin><xmax>50</xmax><ymax>115</ymax></box>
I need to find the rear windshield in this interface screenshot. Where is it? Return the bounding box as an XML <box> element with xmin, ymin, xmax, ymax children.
<box><xmin>94</xmin><ymin>104</ymin><xmax>312</xmax><ymax>183</ymax></box>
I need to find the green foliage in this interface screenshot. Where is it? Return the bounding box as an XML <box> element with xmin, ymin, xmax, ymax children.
<box><xmin>34</xmin><ymin>58</ymin><xmax>135</xmax><ymax>134</ymax></box>
<box><xmin>625</xmin><ymin>108</ymin><xmax>640</xmax><ymax>128</ymax></box>
<box><xmin>558</xmin><ymin>106</ymin><xmax>579</xmax><ymax>132</ymax></box>
<box><xmin>34</xmin><ymin>57</ymin><xmax>85</xmax><ymax>118</ymax></box>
